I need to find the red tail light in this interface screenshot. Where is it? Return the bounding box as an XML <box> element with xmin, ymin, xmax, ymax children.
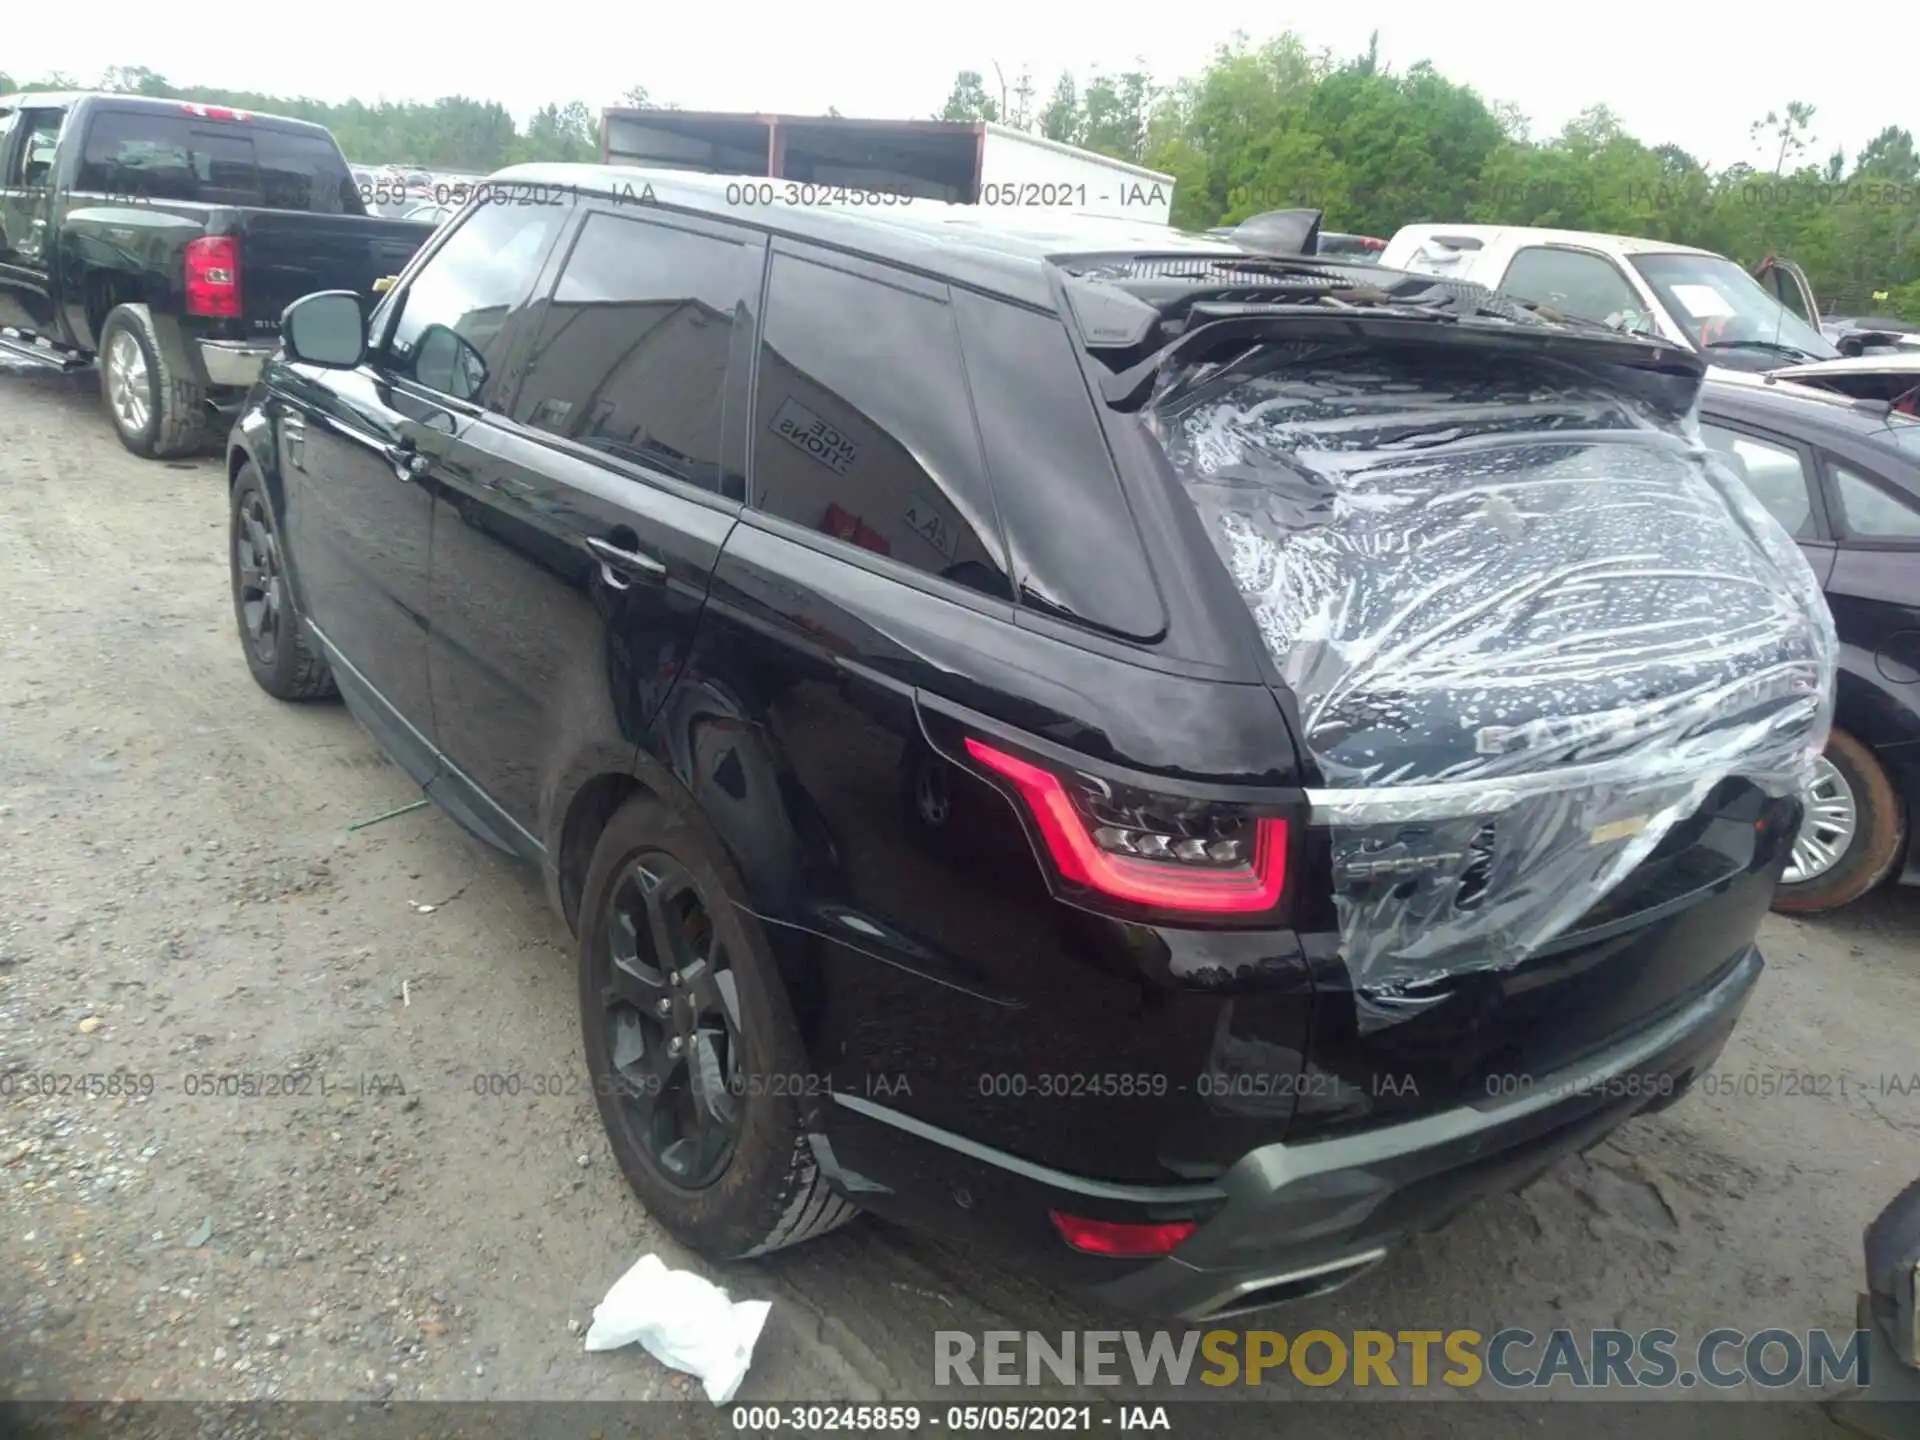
<box><xmin>1050</xmin><ymin>1210</ymin><xmax>1196</xmax><ymax>1257</ymax></box>
<box><xmin>184</xmin><ymin>236</ymin><xmax>240</xmax><ymax>318</ymax></box>
<box><xmin>963</xmin><ymin>738</ymin><xmax>1287</xmax><ymax>915</ymax></box>
<box><xmin>181</xmin><ymin>103</ymin><xmax>249</xmax><ymax>121</ymax></box>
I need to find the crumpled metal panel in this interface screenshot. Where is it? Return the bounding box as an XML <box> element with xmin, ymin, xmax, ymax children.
<box><xmin>1148</xmin><ymin>341</ymin><xmax>1836</xmax><ymax>1029</ymax></box>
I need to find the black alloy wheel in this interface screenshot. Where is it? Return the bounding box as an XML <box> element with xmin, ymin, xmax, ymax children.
<box><xmin>595</xmin><ymin>853</ymin><xmax>746</xmax><ymax>1189</ymax></box>
<box><xmin>228</xmin><ymin>465</ymin><xmax>336</xmax><ymax>702</ymax></box>
<box><xmin>235</xmin><ymin>486</ymin><xmax>285</xmax><ymax>670</ymax></box>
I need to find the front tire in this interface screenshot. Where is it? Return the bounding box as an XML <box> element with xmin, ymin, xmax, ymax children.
<box><xmin>578</xmin><ymin>794</ymin><xmax>857</xmax><ymax>1258</ymax></box>
<box><xmin>98</xmin><ymin>304</ymin><xmax>209</xmax><ymax>459</ymax></box>
<box><xmin>1772</xmin><ymin>728</ymin><xmax>1906</xmax><ymax>915</ymax></box>
<box><xmin>229</xmin><ymin>464</ymin><xmax>337</xmax><ymax>701</ymax></box>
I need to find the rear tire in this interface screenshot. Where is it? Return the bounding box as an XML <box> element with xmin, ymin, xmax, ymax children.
<box><xmin>229</xmin><ymin>464</ymin><xmax>337</xmax><ymax>702</ymax></box>
<box><xmin>578</xmin><ymin>794</ymin><xmax>857</xmax><ymax>1258</ymax></box>
<box><xmin>98</xmin><ymin>303</ymin><xmax>209</xmax><ymax>459</ymax></box>
<box><xmin>1772</xmin><ymin>728</ymin><xmax>1906</xmax><ymax>915</ymax></box>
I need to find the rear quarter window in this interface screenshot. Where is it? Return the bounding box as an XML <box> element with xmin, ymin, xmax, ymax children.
<box><xmin>748</xmin><ymin>251</ymin><xmax>1012</xmax><ymax>600</ymax></box>
<box><xmin>951</xmin><ymin>290</ymin><xmax>1165</xmax><ymax>639</ymax></box>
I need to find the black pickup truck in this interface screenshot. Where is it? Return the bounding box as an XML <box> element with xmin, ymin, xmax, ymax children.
<box><xmin>0</xmin><ymin>92</ymin><xmax>433</xmax><ymax>458</ymax></box>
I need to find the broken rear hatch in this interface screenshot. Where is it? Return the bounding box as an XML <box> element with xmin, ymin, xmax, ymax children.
<box><xmin>1063</xmin><ymin>255</ymin><xmax>1838</xmax><ymax>1134</ymax></box>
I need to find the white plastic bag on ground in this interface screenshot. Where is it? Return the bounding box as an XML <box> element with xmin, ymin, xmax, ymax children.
<box><xmin>582</xmin><ymin>1252</ymin><xmax>772</xmax><ymax>1404</ymax></box>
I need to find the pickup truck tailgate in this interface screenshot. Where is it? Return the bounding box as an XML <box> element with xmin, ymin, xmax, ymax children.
<box><xmin>232</xmin><ymin>211</ymin><xmax>434</xmax><ymax>323</ymax></box>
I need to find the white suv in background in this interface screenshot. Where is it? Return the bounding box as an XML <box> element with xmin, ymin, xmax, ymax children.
<box><xmin>1380</xmin><ymin>224</ymin><xmax>1837</xmax><ymax>374</ymax></box>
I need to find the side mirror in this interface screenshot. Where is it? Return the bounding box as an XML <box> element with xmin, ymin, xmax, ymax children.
<box><xmin>413</xmin><ymin>323</ymin><xmax>488</xmax><ymax>401</ymax></box>
<box><xmin>281</xmin><ymin>291</ymin><xmax>366</xmax><ymax>369</ymax></box>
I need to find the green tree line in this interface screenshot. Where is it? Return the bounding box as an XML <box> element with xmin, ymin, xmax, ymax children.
<box><xmin>950</xmin><ymin>33</ymin><xmax>1920</xmax><ymax>318</ymax></box>
<box><xmin>0</xmin><ymin>66</ymin><xmax>645</xmax><ymax>169</ymax></box>
<box><xmin>10</xmin><ymin>38</ymin><xmax>1920</xmax><ymax>317</ymax></box>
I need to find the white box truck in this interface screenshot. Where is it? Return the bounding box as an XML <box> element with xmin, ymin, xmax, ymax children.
<box><xmin>599</xmin><ymin>109</ymin><xmax>1174</xmax><ymax>224</ymax></box>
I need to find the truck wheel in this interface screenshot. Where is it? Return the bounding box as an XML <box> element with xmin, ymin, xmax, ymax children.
<box><xmin>99</xmin><ymin>304</ymin><xmax>210</xmax><ymax>460</ymax></box>
<box><xmin>1772</xmin><ymin>728</ymin><xmax>1906</xmax><ymax>915</ymax></box>
<box><xmin>229</xmin><ymin>463</ymin><xmax>337</xmax><ymax>701</ymax></box>
<box><xmin>578</xmin><ymin>793</ymin><xmax>858</xmax><ymax>1259</ymax></box>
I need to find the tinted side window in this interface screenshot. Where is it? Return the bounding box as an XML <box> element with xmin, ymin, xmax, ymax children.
<box><xmin>513</xmin><ymin>212</ymin><xmax>757</xmax><ymax>495</ymax></box>
<box><xmin>1832</xmin><ymin>463</ymin><xmax>1920</xmax><ymax>541</ymax></box>
<box><xmin>1501</xmin><ymin>247</ymin><xmax>1643</xmax><ymax>326</ymax></box>
<box><xmin>251</xmin><ymin>128</ymin><xmax>363</xmax><ymax>214</ymax></box>
<box><xmin>750</xmin><ymin>253</ymin><xmax>1008</xmax><ymax>597</ymax></box>
<box><xmin>385</xmin><ymin>203</ymin><xmax>566</xmax><ymax>406</ymax></box>
<box><xmin>1700</xmin><ymin>423</ymin><xmax>1817</xmax><ymax>538</ymax></box>
<box><xmin>78</xmin><ymin>112</ymin><xmax>196</xmax><ymax>198</ymax></box>
<box><xmin>952</xmin><ymin>290</ymin><xmax>1163</xmax><ymax>638</ymax></box>
<box><xmin>190</xmin><ymin>127</ymin><xmax>258</xmax><ymax>204</ymax></box>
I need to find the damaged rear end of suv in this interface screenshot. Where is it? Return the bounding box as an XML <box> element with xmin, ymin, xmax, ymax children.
<box><xmin>782</xmin><ymin>230</ymin><xmax>1836</xmax><ymax>1323</ymax></box>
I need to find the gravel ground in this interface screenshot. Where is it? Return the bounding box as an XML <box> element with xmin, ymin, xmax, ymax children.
<box><xmin>1</xmin><ymin>364</ymin><xmax>1917</xmax><ymax>1436</ymax></box>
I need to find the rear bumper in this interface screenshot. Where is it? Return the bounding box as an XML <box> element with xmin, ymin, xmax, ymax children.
<box><xmin>819</xmin><ymin>944</ymin><xmax>1762</xmax><ymax>1320</ymax></box>
<box><xmin>1087</xmin><ymin>945</ymin><xmax>1763</xmax><ymax>1319</ymax></box>
<box><xmin>198</xmin><ymin>339</ymin><xmax>276</xmax><ymax>389</ymax></box>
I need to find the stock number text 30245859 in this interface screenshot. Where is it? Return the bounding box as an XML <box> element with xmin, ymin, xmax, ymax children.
<box><xmin>722</xmin><ymin>181</ymin><xmax>915</xmax><ymax>208</ymax></box>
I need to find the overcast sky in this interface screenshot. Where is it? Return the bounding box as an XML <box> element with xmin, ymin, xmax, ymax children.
<box><xmin>8</xmin><ymin>1</ymin><xmax>1900</xmax><ymax>173</ymax></box>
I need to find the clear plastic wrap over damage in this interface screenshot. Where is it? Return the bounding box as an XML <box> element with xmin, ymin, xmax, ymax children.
<box><xmin>1147</xmin><ymin>341</ymin><xmax>1837</xmax><ymax>1030</ymax></box>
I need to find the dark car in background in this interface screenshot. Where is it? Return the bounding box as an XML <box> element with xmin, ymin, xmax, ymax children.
<box><xmin>0</xmin><ymin>92</ymin><xmax>431</xmax><ymax>456</ymax></box>
<box><xmin>223</xmin><ymin>166</ymin><xmax>1825</xmax><ymax>1318</ymax></box>
<box><xmin>1700</xmin><ymin>375</ymin><xmax>1920</xmax><ymax>912</ymax></box>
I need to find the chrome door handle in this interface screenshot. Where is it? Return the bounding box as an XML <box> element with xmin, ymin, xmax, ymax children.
<box><xmin>585</xmin><ymin>535</ymin><xmax>667</xmax><ymax>589</ymax></box>
<box><xmin>384</xmin><ymin>444</ymin><xmax>429</xmax><ymax>481</ymax></box>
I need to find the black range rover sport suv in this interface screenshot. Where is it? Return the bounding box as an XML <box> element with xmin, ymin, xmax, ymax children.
<box><xmin>226</xmin><ymin>165</ymin><xmax>1830</xmax><ymax>1320</ymax></box>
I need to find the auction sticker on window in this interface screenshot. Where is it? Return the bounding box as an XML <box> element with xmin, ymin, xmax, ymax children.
<box><xmin>772</xmin><ymin>397</ymin><xmax>858</xmax><ymax>476</ymax></box>
<box><xmin>903</xmin><ymin>494</ymin><xmax>957</xmax><ymax>561</ymax></box>
<box><xmin>1669</xmin><ymin>283</ymin><xmax>1736</xmax><ymax>318</ymax></box>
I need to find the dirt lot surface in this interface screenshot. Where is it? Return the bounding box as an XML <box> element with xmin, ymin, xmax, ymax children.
<box><xmin>2</xmin><ymin>364</ymin><xmax>1917</xmax><ymax>1437</ymax></box>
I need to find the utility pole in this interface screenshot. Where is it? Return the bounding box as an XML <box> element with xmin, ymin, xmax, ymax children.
<box><xmin>992</xmin><ymin>61</ymin><xmax>1008</xmax><ymax>125</ymax></box>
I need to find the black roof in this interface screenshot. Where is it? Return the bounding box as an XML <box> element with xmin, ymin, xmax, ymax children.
<box><xmin>0</xmin><ymin>90</ymin><xmax>332</xmax><ymax>136</ymax></box>
<box><xmin>492</xmin><ymin>163</ymin><xmax>1362</xmax><ymax>310</ymax></box>
<box><xmin>490</xmin><ymin>168</ymin><xmax>1707</xmax><ymax>371</ymax></box>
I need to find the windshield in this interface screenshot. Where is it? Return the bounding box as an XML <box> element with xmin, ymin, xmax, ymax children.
<box><xmin>1631</xmin><ymin>252</ymin><xmax>1836</xmax><ymax>363</ymax></box>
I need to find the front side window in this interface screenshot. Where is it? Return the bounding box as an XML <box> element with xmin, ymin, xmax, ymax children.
<box><xmin>1500</xmin><ymin>247</ymin><xmax>1653</xmax><ymax>333</ymax></box>
<box><xmin>385</xmin><ymin>202</ymin><xmax>566</xmax><ymax>405</ymax></box>
<box><xmin>750</xmin><ymin>252</ymin><xmax>1009</xmax><ymax>597</ymax></box>
<box><xmin>1700</xmin><ymin>424</ymin><xmax>1817</xmax><ymax>538</ymax></box>
<box><xmin>1831</xmin><ymin>463</ymin><xmax>1920</xmax><ymax>541</ymax></box>
<box><xmin>9</xmin><ymin>109</ymin><xmax>65</xmax><ymax>187</ymax></box>
<box><xmin>513</xmin><ymin>211</ymin><xmax>758</xmax><ymax>494</ymax></box>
